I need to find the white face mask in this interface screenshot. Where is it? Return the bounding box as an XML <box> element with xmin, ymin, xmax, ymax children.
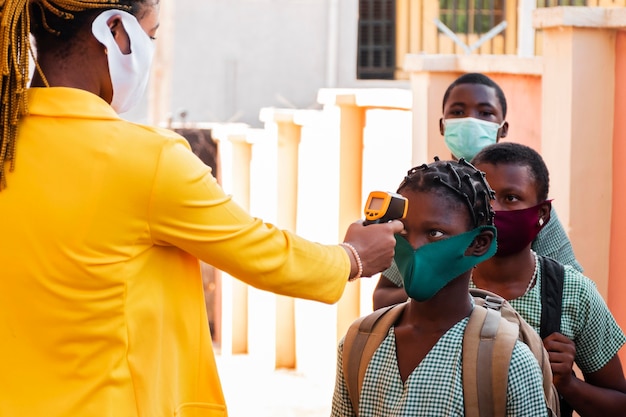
<box><xmin>92</xmin><ymin>10</ymin><xmax>155</xmax><ymax>114</ymax></box>
<box><xmin>443</xmin><ymin>117</ymin><xmax>504</xmax><ymax>161</ymax></box>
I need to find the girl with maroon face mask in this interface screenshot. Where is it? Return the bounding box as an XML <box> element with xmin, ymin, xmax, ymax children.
<box><xmin>470</xmin><ymin>142</ymin><xmax>553</xmax><ymax>300</ymax></box>
<box><xmin>476</xmin><ymin>162</ymin><xmax>551</xmax><ymax>258</ymax></box>
<box><xmin>470</xmin><ymin>142</ymin><xmax>626</xmax><ymax>417</ymax></box>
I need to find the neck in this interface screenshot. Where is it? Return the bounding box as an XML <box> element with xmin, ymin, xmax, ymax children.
<box><xmin>401</xmin><ymin>274</ymin><xmax>473</xmax><ymax>332</ymax></box>
<box><xmin>472</xmin><ymin>249</ymin><xmax>536</xmax><ymax>300</ymax></box>
<box><xmin>31</xmin><ymin>35</ymin><xmax>111</xmax><ymax>103</ymax></box>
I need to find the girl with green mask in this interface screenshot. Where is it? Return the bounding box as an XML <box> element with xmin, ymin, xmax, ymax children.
<box><xmin>393</xmin><ymin>158</ymin><xmax>496</xmax><ymax>302</ymax></box>
<box><xmin>331</xmin><ymin>158</ymin><xmax>549</xmax><ymax>416</ymax></box>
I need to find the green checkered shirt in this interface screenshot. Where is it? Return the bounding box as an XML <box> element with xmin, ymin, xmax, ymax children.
<box><xmin>331</xmin><ymin>315</ymin><xmax>549</xmax><ymax>417</ymax></box>
<box><xmin>469</xmin><ymin>262</ymin><xmax>626</xmax><ymax>374</ymax></box>
<box><xmin>533</xmin><ymin>207</ymin><xmax>583</xmax><ymax>272</ymax></box>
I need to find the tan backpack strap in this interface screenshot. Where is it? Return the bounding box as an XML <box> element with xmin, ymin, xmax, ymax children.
<box><xmin>471</xmin><ymin>288</ymin><xmax>561</xmax><ymax>417</ymax></box>
<box><xmin>464</xmin><ymin>303</ymin><xmax>519</xmax><ymax>417</ymax></box>
<box><xmin>489</xmin><ymin>311</ymin><xmax>519</xmax><ymax>417</ymax></box>
<box><xmin>342</xmin><ymin>302</ymin><xmax>407</xmax><ymax>415</ymax></box>
<box><xmin>463</xmin><ymin>305</ymin><xmax>485</xmax><ymax>417</ymax></box>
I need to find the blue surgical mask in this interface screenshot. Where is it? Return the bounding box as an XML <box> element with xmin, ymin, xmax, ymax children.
<box><xmin>443</xmin><ymin>117</ymin><xmax>503</xmax><ymax>161</ymax></box>
<box><xmin>394</xmin><ymin>226</ymin><xmax>497</xmax><ymax>301</ymax></box>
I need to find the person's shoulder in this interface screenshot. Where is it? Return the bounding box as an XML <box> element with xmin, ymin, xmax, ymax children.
<box><xmin>126</xmin><ymin>123</ymin><xmax>188</xmax><ymax>141</ymax></box>
<box><xmin>140</xmin><ymin>124</ymin><xmax>186</xmax><ymax>139</ymax></box>
<box><xmin>511</xmin><ymin>338</ymin><xmax>535</xmax><ymax>357</ymax></box>
<box><xmin>509</xmin><ymin>340</ymin><xmax>542</xmax><ymax>374</ymax></box>
<box><xmin>559</xmin><ymin>265</ymin><xmax>609</xmax><ymax>312</ymax></box>
<box><xmin>342</xmin><ymin>304</ymin><xmax>404</xmax><ymax>345</ymax></box>
<box><xmin>507</xmin><ymin>342</ymin><xmax>550</xmax><ymax>416</ymax></box>
<box><xmin>562</xmin><ymin>264</ymin><xmax>597</xmax><ymax>290</ymax></box>
<box><xmin>118</xmin><ymin>123</ymin><xmax>193</xmax><ymax>153</ymax></box>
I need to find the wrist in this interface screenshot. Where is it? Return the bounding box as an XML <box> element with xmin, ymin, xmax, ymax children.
<box><xmin>554</xmin><ymin>371</ymin><xmax>579</xmax><ymax>396</ymax></box>
<box><xmin>340</xmin><ymin>242</ymin><xmax>363</xmax><ymax>281</ymax></box>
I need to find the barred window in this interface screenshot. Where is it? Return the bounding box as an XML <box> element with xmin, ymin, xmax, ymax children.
<box><xmin>537</xmin><ymin>0</ymin><xmax>587</xmax><ymax>6</ymax></box>
<box><xmin>357</xmin><ymin>0</ymin><xmax>396</xmax><ymax>80</ymax></box>
<box><xmin>439</xmin><ymin>0</ymin><xmax>505</xmax><ymax>35</ymax></box>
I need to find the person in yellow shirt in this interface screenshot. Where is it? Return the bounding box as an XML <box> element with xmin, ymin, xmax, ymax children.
<box><xmin>0</xmin><ymin>1</ymin><xmax>403</xmax><ymax>416</ymax></box>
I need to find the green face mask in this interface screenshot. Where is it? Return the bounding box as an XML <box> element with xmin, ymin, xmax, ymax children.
<box><xmin>394</xmin><ymin>226</ymin><xmax>497</xmax><ymax>301</ymax></box>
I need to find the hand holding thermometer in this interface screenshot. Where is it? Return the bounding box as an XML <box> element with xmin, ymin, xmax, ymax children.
<box><xmin>363</xmin><ymin>191</ymin><xmax>408</xmax><ymax>225</ymax></box>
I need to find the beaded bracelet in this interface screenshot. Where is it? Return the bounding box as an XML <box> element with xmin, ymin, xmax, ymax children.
<box><xmin>340</xmin><ymin>242</ymin><xmax>363</xmax><ymax>281</ymax></box>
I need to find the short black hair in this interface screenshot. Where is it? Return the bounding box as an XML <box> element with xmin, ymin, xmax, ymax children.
<box><xmin>397</xmin><ymin>157</ymin><xmax>495</xmax><ymax>228</ymax></box>
<box><xmin>442</xmin><ymin>72</ymin><xmax>507</xmax><ymax>118</ymax></box>
<box><xmin>471</xmin><ymin>142</ymin><xmax>549</xmax><ymax>201</ymax></box>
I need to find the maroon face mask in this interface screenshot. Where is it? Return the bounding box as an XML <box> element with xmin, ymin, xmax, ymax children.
<box><xmin>494</xmin><ymin>200</ymin><xmax>552</xmax><ymax>256</ymax></box>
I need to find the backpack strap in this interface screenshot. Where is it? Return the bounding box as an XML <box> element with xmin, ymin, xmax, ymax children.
<box><xmin>465</xmin><ymin>293</ymin><xmax>520</xmax><ymax>417</ymax></box>
<box><xmin>342</xmin><ymin>302</ymin><xmax>407</xmax><ymax>415</ymax></box>
<box><xmin>540</xmin><ymin>255</ymin><xmax>573</xmax><ymax>417</ymax></box>
<box><xmin>539</xmin><ymin>255</ymin><xmax>565</xmax><ymax>338</ymax></box>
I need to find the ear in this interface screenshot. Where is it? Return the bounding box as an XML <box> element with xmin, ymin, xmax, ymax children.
<box><xmin>538</xmin><ymin>201</ymin><xmax>551</xmax><ymax>226</ymax></box>
<box><xmin>107</xmin><ymin>15</ymin><xmax>131</xmax><ymax>54</ymax></box>
<box><xmin>497</xmin><ymin>120</ymin><xmax>509</xmax><ymax>140</ymax></box>
<box><xmin>439</xmin><ymin>117</ymin><xmax>445</xmax><ymax>136</ymax></box>
<box><xmin>464</xmin><ymin>229</ymin><xmax>495</xmax><ymax>257</ymax></box>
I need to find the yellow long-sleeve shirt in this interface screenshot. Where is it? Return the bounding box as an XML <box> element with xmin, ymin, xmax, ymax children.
<box><xmin>0</xmin><ymin>88</ymin><xmax>349</xmax><ymax>416</ymax></box>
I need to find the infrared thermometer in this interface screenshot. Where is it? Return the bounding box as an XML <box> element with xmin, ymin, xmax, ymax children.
<box><xmin>363</xmin><ymin>191</ymin><xmax>408</xmax><ymax>225</ymax></box>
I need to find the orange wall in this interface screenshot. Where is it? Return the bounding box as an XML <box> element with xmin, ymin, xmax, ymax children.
<box><xmin>609</xmin><ymin>29</ymin><xmax>626</xmax><ymax>363</ymax></box>
<box><xmin>489</xmin><ymin>74</ymin><xmax>542</xmax><ymax>152</ymax></box>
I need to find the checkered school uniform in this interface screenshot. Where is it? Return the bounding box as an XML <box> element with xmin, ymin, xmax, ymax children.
<box><xmin>331</xmin><ymin>315</ymin><xmax>549</xmax><ymax>417</ymax></box>
<box><xmin>469</xmin><ymin>262</ymin><xmax>626</xmax><ymax>374</ymax></box>
<box><xmin>532</xmin><ymin>207</ymin><xmax>583</xmax><ymax>272</ymax></box>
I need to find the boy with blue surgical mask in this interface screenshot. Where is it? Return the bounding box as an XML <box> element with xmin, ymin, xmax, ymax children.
<box><xmin>440</xmin><ymin>74</ymin><xmax>508</xmax><ymax>161</ymax></box>
<box><xmin>373</xmin><ymin>72</ymin><xmax>582</xmax><ymax>310</ymax></box>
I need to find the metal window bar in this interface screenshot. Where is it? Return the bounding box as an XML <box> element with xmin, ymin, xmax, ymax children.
<box><xmin>357</xmin><ymin>0</ymin><xmax>396</xmax><ymax>80</ymax></box>
<box><xmin>439</xmin><ymin>0</ymin><xmax>505</xmax><ymax>35</ymax></box>
<box><xmin>537</xmin><ymin>0</ymin><xmax>588</xmax><ymax>6</ymax></box>
<box><xmin>438</xmin><ymin>0</ymin><xmax>506</xmax><ymax>54</ymax></box>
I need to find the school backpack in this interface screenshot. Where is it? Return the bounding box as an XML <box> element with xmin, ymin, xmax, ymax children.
<box><xmin>342</xmin><ymin>286</ymin><xmax>561</xmax><ymax>417</ymax></box>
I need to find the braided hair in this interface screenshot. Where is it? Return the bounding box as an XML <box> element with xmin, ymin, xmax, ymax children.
<box><xmin>0</xmin><ymin>0</ymin><xmax>152</xmax><ymax>189</ymax></box>
<box><xmin>397</xmin><ymin>157</ymin><xmax>495</xmax><ymax>228</ymax></box>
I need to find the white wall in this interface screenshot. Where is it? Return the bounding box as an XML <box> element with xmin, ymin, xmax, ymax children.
<box><xmin>168</xmin><ymin>0</ymin><xmax>329</xmax><ymax>127</ymax></box>
<box><xmin>153</xmin><ymin>0</ymin><xmax>407</xmax><ymax>128</ymax></box>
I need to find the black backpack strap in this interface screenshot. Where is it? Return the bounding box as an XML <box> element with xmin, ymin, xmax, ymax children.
<box><xmin>539</xmin><ymin>255</ymin><xmax>565</xmax><ymax>339</ymax></box>
<box><xmin>539</xmin><ymin>255</ymin><xmax>576</xmax><ymax>417</ymax></box>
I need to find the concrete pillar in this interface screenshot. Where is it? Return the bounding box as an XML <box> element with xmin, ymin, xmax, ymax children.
<box><xmin>609</xmin><ymin>26</ymin><xmax>626</xmax><ymax>363</ymax></box>
<box><xmin>211</xmin><ymin>124</ymin><xmax>254</xmax><ymax>356</ymax></box>
<box><xmin>147</xmin><ymin>0</ymin><xmax>174</xmax><ymax>125</ymax></box>
<box><xmin>259</xmin><ymin>108</ymin><xmax>304</xmax><ymax>369</ymax></box>
<box><xmin>227</xmin><ymin>134</ymin><xmax>253</xmax><ymax>355</ymax></box>
<box><xmin>405</xmin><ymin>61</ymin><xmax>458</xmax><ymax>165</ymax></box>
<box><xmin>534</xmin><ymin>7</ymin><xmax>626</xmax><ymax>299</ymax></box>
<box><xmin>518</xmin><ymin>0</ymin><xmax>537</xmax><ymax>57</ymax></box>
<box><xmin>317</xmin><ymin>88</ymin><xmax>412</xmax><ymax>337</ymax></box>
<box><xmin>335</xmin><ymin>97</ymin><xmax>365</xmax><ymax>340</ymax></box>
<box><xmin>315</xmin><ymin>90</ymin><xmax>366</xmax><ymax>339</ymax></box>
